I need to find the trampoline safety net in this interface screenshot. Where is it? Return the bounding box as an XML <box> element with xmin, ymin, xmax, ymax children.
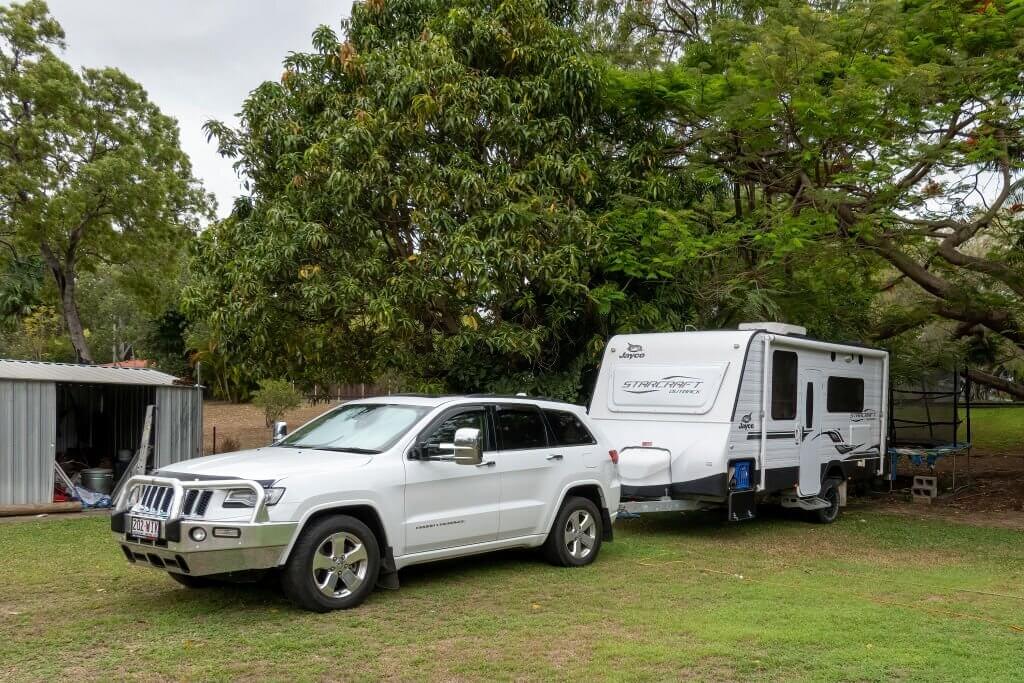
<box><xmin>889</xmin><ymin>370</ymin><xmax>970</xmax><ymax>448</ymax></box>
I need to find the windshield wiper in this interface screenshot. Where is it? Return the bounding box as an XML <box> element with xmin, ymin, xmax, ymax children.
<box><xmin>284</xmin><ymin>445</ymin><xmax>382</xmax><ymax>454</ymax></box>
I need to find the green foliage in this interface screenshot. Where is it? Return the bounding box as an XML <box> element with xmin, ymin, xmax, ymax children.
<box><xmin>186</xmin><ymin>0</ymin><xmax>716</xmax><ymax>400</ymax></box>
<box><xmin>0</xmin><ymin>255</ymin><xmax>43</xmax><ymax>325</ymax></box>
<box><xmin>603</xmin><ymin>0</ymin><xmax>1024</xmax><ymax>391</ymax></box>
<box><xmin>0</xmin><ymin>1</ymin><xmax>212</xmax><ymax>362</ymax></box>
<box><xmin>0</xmin><ymin>304</ymin><xmax>73</xmax><ymax>361</ymax></box>
<box><xmin>252</xmin><ymin>379</ymin><xmax>304</xmax><ymax>428</ymax></box>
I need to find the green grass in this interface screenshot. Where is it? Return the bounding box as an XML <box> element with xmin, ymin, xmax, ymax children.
<box><xmin>970</xmin><ymin>406</ymin><xmax>1024</xmax><ymax>454</ymax></box>
<box><xmin>1</xmin><ymin>511</ymin><xmax>1023</xmax><ymax>682</ymax></box>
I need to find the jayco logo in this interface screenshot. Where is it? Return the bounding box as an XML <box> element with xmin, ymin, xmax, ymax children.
<box><xmin>619</xmin><ymin>342</ymin><xmax>646</xmax><ymax>359</ymax></box>
<box><xmin>738</xmin><ymin>412</ymin><xmax>756</xmax><ymax>431</ymax></box>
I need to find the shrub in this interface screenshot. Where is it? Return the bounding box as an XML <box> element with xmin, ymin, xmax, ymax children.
<box><xmin>252</xmin><ymin>379</ymin><xmax>303</xmax><ymax>428</ymax></box>
<box><xmin>217</xmin><ymin>436</ymin><xmax>241</xmax><ymax>454</ymax></box>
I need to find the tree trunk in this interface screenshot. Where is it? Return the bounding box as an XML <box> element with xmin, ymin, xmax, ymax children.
<box><xmin>60</xmin><ymin>277</ymin><xmax>92</xmax><ymax>364</ymax></box>
<box><xmin>40</xmin><ymin>242</ymin><xmax>93</xmax><ymax>364</ymax></box>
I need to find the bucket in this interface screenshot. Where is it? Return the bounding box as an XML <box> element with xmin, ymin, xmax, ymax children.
<box><xmin>80</xmin><ymin>468</ymin><xmax>114</xmax><ymax>495</ymax></box>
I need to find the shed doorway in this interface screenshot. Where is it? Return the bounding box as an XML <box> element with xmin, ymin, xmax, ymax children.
<box><xmin>56</xmin><ymin>383</ymin><xmax>154</xmax><ymax>488</ymax></box>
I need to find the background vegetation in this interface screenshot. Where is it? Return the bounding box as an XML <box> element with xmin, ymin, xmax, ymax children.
<box><xmin>2</xmin><ymin>0</ymin><xmax>1023</xmax><ymax>403</ymax></box>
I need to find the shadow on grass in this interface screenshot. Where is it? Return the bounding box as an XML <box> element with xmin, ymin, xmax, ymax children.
<box><xmin>111</xmin><ymin>507</ymin><xmax>829</xmax><ymax>616</ymax></box>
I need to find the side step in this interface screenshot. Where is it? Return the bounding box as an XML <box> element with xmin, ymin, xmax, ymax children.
<box><xmin>780</xmin><ymin>495</ymin><xmax>831</xmax><ymax>511</ymax></box>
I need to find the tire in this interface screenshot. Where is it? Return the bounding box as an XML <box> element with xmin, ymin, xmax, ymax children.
<box><xmin>543</xmin><ymin>496</ymin><xmax>604</xmax><ymax>567</ymax></box>
<box><xmin>814</xmin><ymin>479</ymin><xmax>842</xmax><ymax>524</ymax></box>
<box><xmin>167</xmin><ymin>572</ymin><xmax>219</xmax><ymax>588</ymax></box>
<box><xmin>281</xmin><ymin>514</ymin><xmax>380</xmax><ymax>612</ymax></box>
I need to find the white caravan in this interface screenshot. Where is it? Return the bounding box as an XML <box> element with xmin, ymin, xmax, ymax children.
<box><xmin>589</xmin><ymin>323</ymin><xmax>888</xmax><ymax>522</ymax></box>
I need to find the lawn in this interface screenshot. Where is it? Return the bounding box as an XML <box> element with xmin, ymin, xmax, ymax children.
<box><xmin>970</xmin><ymin>406</ymin><xmax>1024</xmax><ymax>455</ymax></box>
<box><xmin>1</xmin><ymin>510</ymin><xmax>1022</xmax><ymax>682</ymax></box>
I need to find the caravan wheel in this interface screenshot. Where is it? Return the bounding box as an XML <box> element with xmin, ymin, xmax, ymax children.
<box><xmin>814</xmin><ymin>479</ymin><xmax>842</xmax><ymax>524</ymax></box>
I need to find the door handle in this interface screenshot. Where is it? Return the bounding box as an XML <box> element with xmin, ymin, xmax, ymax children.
<box><xmin>476</xmin><ymin>460</ymin><xmax>496</xmax><ymax>468</ymax></box>
<box><xmin>547</xmin><ymin>454</ymin><xmax>564</xmax><ymax>461</ymax></box>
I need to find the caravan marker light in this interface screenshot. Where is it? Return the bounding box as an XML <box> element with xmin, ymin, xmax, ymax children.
<box><xmin>609</xmin><ymin>449</ymin><xmax>619</xmax><ymax>464</ymax></box>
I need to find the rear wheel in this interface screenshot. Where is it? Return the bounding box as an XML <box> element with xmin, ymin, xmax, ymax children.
<box><xmin>543</xmin><ymin>496</ymin><xmax>603</xmax><ymax>567</ymax></box>
<box><xmin>814</xmin><ymin>479</ymin><xmax>842</xmax><ymax>524</ymax></box>
<box><xmin>281</xmin><ymin>514</ymin><xmax>380</xmax><ymax>612</ymax></box>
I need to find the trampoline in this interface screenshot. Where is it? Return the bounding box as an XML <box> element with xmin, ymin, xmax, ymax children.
<box><xmin>887</xmin><ymin>367</ymin><xmax>972</xmax><ymax>494</ymax></box>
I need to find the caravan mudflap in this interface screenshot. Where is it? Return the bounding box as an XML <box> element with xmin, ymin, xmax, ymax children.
<box><xmin>727</xmin><ymin>489</ymin><xmax>756</xmax><ymax>522</ymax></box>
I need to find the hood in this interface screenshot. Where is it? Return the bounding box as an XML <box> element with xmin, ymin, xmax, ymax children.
<box><xmin>156</xmin><ymin>447</ymin><xmax>374</xmax><ymax>484</ymax></box>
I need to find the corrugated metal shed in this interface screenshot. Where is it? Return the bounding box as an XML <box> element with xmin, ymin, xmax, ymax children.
<box><xmin>155</xmin><ymin>386</ymin><xmax>203</xmax><ymax>467</ymax></box>
<box><xmin>0</xmin><ymin>359</ymin><xmax>181</xmax><ymax>385</ymax></box>
<box><xmin>0</xmin><ymin>359</ymin><xmax>203</xmax><ymax>506</ymax></box>
<box><xmin>0</xmin><ymin>380</ymin><xmax>56</xmax><ymax>505</ymax></box>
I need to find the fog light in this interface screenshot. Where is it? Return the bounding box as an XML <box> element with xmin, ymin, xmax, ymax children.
<box><xmin>189</xmin><ymin>527</ymin><xmax>207</xmax><ymax>542</ymax></box>
<box><xmin>212</xmin><ymin>527</ymin><xmax>241</xmax><ymax>539</ymax></box>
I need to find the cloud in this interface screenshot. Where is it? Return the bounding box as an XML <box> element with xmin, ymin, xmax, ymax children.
<box><xmin>45</xmin><ymin>0</ymin><xmax>353</xmax><ymax>218</ymax></box>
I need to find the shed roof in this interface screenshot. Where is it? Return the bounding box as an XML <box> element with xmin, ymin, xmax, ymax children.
<box><xmin>0</xmin><ymin>359</ymin><xmax>187</xmax><ymax>386</ymax></box>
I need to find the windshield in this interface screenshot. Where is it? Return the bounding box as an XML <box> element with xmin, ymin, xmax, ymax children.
<box><xmin>279</xmin><ymin>403</ymin><xmax>430</xmax><ymax>453</ymax></box>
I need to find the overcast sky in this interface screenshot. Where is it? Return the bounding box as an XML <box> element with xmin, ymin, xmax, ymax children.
<box><xmin>45</xmin><ymin>0</ymin><xmax>354</xmax><ymax>218</ymax></box>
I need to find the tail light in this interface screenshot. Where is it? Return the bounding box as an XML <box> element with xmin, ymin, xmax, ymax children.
<box><xmin>608</xmin><ymin>449</ymin><xmax>619</xmax><ymax>464</ymax></box>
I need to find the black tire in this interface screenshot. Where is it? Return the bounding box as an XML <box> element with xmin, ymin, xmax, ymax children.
<box><xmin>281</xmin><ymin>514</ymin><xmax>380</xmax><ymax>612</ymax></box>
<box><xmin>543</xmin><ymin>496</ymin><xmax>604</xmax><ymax>567</ymax></box>
<box><xmin>167</xmin><ymin>572</ymin><xmax>219</xmax><ymax>588</ymax></box>
<box><xmin>814</xmin><ymin>479</ymin><xmax>842</xmax><ymax>524</ymax></box>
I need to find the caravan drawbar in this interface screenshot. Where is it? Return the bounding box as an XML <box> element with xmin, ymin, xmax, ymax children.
<box><xmin>589</xmin><ymin>323</ymin><xmax>888</xmax><ymax>522</ymax></box>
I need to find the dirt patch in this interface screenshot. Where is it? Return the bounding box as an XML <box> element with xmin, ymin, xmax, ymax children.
<box><xmin>202</xmin><ymin>400</ymin><xmax>336</xmax><ymax>453</ymax></box>
<box><xmin>881</xmin><ymin>451</ymin><xmax>1024</xmax><ymax>528</ymax></box>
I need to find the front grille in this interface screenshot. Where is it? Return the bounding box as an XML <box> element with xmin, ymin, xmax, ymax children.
<box><xmin>135</xmin><ymin>484</ymin><xmax>174</xmax><ymax>517</ymax></box>
<box><xmin>195</xmin><ymin>490</ymin><xmax>213</xmax><ymax>516</ymax></box>
<box><xmin>182</xmin><ymin>489</ymin><xmax>199</xmax><ymax>515</ymax></box>
<box><xmin>130</xmin><ymin>483</ymin><xmax>214</xmax><ymax>519</ymax></box>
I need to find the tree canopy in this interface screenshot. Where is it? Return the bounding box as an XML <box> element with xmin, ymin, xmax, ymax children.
<box><xmin>604</xmin><ymin>0</ymin><xmax>1024</xmax><ymax>395</ymax></box>
<box><xmin>0</xmin><ymin>0</ymin><xmax>211</xmax><ymax>363</ymax></box>
<box><xmin>189</xmin><ymin>0</ymin><xmax>696</xmax><ymax>397</ymax></box>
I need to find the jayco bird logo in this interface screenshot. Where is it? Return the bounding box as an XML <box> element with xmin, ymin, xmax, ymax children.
<box><xmin>619</xmin><ymin>342</ymin><xmax>646</xmax><ymax>359</ymax></box>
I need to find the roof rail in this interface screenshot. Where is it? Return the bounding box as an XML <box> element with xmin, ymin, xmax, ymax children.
<box><xmin>463</xmin><ymin>393</ymin><xmax>576</xmax><ymax>405</ymax></box>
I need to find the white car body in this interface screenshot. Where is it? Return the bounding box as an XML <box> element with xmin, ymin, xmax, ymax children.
<box><xmin>111</xmin><ymin>396</ymin><xmax>620</xmax><ymax>583</ymax></box>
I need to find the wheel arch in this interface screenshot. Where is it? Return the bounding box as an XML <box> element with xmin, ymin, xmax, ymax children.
<box><xmin>279</xmin><ymin>503</ymin><xmax>396</xmax><ymax>576</ymax></box>
<box><xmin>822</xmin><ymin>460</ymin><xmax>846</xmax><ymax>484</ymax></box>
<box><xmin>550</xmin><ymin>481</ymin><xmax>613</xmax><ymax>542</ymax></box>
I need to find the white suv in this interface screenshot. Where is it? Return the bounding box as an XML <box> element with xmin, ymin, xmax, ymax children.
<box><xmin>111</xmin><ymin>396</ymin><xmax>620</xmax><ymax>611</ymax></box>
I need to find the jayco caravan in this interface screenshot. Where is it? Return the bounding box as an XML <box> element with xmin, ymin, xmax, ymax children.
<box><xmin>589</xmin><ymin>323</ymin><xmax>888</xmax><ymax>522</ymax></box>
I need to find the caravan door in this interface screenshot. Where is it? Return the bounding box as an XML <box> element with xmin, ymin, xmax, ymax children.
<box><xmin>797</xmin><ymin>368</ymin><xmax>822</xmax><ymax>497</ymax></box>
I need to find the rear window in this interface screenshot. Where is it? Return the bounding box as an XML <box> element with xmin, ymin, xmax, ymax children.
<box><xmin>544</xmin><ymin>410</ymin><xmax>596</xmax><ymax>446</ymax></box>
<box><xmin>496</xmin><ymin>408</ymin><xmax>548</xmax><ymax>450</ymax></box>
<box><xmin>827</xmin><ymin>377</ymin><xmax>865</xmax><ymax>413</ymax></box>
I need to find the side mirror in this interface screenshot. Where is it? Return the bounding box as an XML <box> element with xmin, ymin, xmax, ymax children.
<box><xmin>452</xmin><ymin>427</ymin><xmax>482</xmax><ymax>465</ymax></box>
<box><xmin>272</xmin><ymin>421</ymin><xmax>288</xmax><ymax>443</ymax></box>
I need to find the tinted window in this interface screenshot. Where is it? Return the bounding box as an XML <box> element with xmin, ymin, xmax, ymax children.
<box><xmin>544</xmin><ymin>410</ymin><xmax>596</xmax><ymax>446</ymax></box>
<box><xmin>496</xmin><ymin>408</ymin><xmax>548</xmax><ymax>450</ymax></box>
<box><xmin>421</xmin><ymin>410</ymin><xmax>487</xmax><ymax>458</ymax></box>
<box><xmin>771</xmin><ymin>350</ymin><xmax>798</xmax><ymax>420</ymax></box>
<box><xmin>827</xmin><ymin>377</ymin><xmax>865</xmax><ymax>413</ymax></box>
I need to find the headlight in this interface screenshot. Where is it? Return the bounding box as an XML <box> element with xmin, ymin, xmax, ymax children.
<box><xmin>223</xmin><ymin>487</ymin><xmax>285</xmax><ymax>508</ymax></box>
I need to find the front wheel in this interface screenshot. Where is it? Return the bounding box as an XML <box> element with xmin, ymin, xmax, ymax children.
<box><xmin>543</xmin><ymin>496</ymin><xmax>604</xmax><ymax>567</ymax></box>
<box><xmin>281</xmin><ymin>515</ymin><xmax>380</xmax><ymax>612</ymax></box>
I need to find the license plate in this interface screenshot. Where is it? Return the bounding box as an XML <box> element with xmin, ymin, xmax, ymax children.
<box><xmin>130</xmin><ymin>516</ymin><xmax>161</xmax><ymax>540</ymax></box>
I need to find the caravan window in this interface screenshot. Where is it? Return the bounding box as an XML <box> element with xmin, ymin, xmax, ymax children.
<box><xmin>771</xmin><ymin>351</ymin><xmax>798</xmax><ymax>420</ymax></box>
<box><xmin>827</xmin><ymin>376</ymin><xmax>864</xmax><ymax>413</ymax></box>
